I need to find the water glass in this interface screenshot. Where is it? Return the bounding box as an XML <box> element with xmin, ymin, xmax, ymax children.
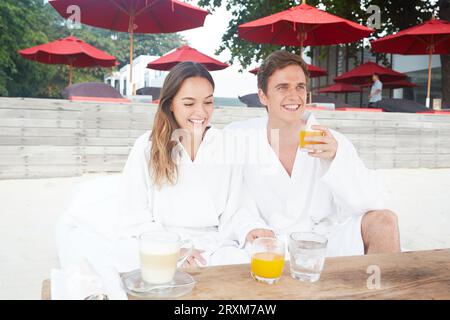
<box><xmin>288</xmin><ymin>232</ymin><xmax>327</xmax><ymax>282</ymax></box>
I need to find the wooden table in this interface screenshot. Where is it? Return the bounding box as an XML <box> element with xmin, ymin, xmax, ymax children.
<box><xmin>42</xmin><ymin>249</ymin><xmax>450</xmax><ymax>300</ymax></box>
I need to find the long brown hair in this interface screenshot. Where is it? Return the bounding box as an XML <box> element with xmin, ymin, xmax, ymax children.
<box><xmin>150</xmin><ymin>61</ymin><xmax>214</xmax><ymax>188</ymax></box>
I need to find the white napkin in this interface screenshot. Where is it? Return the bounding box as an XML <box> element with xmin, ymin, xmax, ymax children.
<box><xmin>51</xmin><ymin>259</ymin><xmax>128</xmax><ymax>300</ymax></box>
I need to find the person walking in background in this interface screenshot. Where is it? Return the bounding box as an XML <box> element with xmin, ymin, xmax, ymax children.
<box><xmin>368</xmin><ymin>73</ymin><xmax>383</xmax><ymax>108</ymax></box>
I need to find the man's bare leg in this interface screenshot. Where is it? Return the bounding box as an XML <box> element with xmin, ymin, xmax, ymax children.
<box><xmin>361</xmin><ymin>210</ymin><xmax>401</xmax><ymax>254</ymax></box>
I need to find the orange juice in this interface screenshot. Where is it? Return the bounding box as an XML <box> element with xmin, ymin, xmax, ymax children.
<box><xmin>299</xmin><ymin>130</ymin><xmax>324</xmax><ymax>148</ymax></box>
<box><xmin>251</xmin><ymin>252</ymin><xmax>285</xmax><ymax>279</ymax></box>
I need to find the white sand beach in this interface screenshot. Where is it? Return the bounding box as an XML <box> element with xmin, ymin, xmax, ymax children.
<box><xmin>0</xmin><ymin>169</ymin><xmax>449</xmax><ymax>299</ymax></box>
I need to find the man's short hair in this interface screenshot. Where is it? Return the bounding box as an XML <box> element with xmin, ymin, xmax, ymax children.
<box><xmin>373</xmin><ymin>73</ymin><xmax>380</xmax><ymax>77</ymax></box>
<box><xmin>257</xmin><ymin>50</ymin><xmax>310</xmax><ymax>95</ymax></box>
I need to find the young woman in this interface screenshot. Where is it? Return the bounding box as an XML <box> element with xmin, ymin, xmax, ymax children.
<box><xmin>58</xmin><ymin>62</ymin><xmax>273</xmax><ymax>271</ymax></box>
<box><xmin>56</xmin><ymin>62</ymin><xmax>273</xmax><ymax>273</ymax></box>
<box><xmin>106</xmin><ymin>62</ymin><xmax>273</xmax><ymax>271</ymax></box>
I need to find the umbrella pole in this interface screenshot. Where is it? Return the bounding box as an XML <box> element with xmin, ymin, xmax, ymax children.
<box><xmin>426</xmin><ymin>49</ymin><xmax>433</xmax><ymax>108</ymax></box>
<box><xmin>308</xmin><ymin>43</ymin><xmax>312</xmax><ymax>104</ymax></box>
<box><xmin>129</xmin><ymin>16</ymin><xmax>135</xmax><ymax>96</ymax></box>
<box><xmin>360</xmin><ymin>40</ymin><xmax>364</xmax><ymax>107</ymax></box>
<box><xmin>297</xmin><ymin>32</ymin><xmax>310</xmax><ymax>103</ymax></box>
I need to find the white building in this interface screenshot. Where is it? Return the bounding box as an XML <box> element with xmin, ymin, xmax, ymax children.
<box><xmin>105</xmin><ymin>55</ymin><xmax>167</xmax><ymax>97</ymax></box>
<box><xmin>311</xmin><ymin>46</ymin><xmax>444</xmax><ymax>108</ymax></box>
<box><xmin>392</xmin><ymin>54</ymin><xmax>442</xmax><ymax>107</ymax></box>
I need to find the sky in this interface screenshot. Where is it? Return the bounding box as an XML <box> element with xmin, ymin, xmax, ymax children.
<box><xmin>178</xmin><ymin>3</ymin><xmax>262</xmax><ymax>98</ymax></box>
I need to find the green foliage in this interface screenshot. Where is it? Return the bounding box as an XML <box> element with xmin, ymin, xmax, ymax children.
<box><xmin>198</xmin><ymin>0</ymin><xmax>438</xmax><ymax>69</ymax></box>
<box><xmin>0</xmin><ymin>0</ymin><xmax>51</xmax><ymax>96</ymax></box>
<box><xmin>0</xmin><ymin>0</ymin><xmax>185</xmax><ymax>98</ymax></box>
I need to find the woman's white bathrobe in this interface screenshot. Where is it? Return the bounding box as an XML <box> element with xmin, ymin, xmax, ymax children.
<box><xmin>56</xmin><ymin>128</ymin><xmax>268</xmax><ymax>271</ymax></box>
<box><xmin>225</xmin><ymin>111</ymin><xmax>388</xmax><ymax>257</ymax></box>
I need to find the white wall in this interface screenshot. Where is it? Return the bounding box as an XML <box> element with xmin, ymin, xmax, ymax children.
<box><xmin>393</xmin><ymin>54</ymin><xmax>441</xmax><ymax>74</ymax></box>
<box><xmin>105</xmin><ymin>55</ymin><xmax>167</xmax><ymax>96</ymax></box>
<box><xmin>391</xmin><ymin>54</ymin><xmax>442</xmax><ymax>100</ymax></box>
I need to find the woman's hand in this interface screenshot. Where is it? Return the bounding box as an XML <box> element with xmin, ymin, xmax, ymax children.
<box><xmin>246</xmin><ymin>228</ymin><xmax>275</xmax><ymax>244</ymax></box>
<box><xmin>181</xmin><ymin>248</ymin><xmax>207</xmax><ymax>268</ymax></box>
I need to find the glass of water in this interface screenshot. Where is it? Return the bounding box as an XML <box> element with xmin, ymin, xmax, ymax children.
<box><xmin>288</xmin><ymin>232</ymin><xmax>327</xmax><ymax>282</ymax></box>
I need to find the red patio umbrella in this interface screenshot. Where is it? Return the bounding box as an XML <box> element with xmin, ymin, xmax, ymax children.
<box><xmin>147</xmin><ymin>45</ymin><xmax>228</xmax><ymax>71</ymax></box>
<box><xmin>360</xmin><ymin>79</ymin><xmax>417</xmax><ymax>89</ymax></box>
<box><xmin>360</xmin><ymin>79</ymin><xmax>417</xmax><ymax>100</ymax></box>
<box><xmin>334</xmin><ymin>61</ymin><xmax>407</xmax><ymax>85</ymax></box>
<box><xmin>318</xmin><ymin>83</ymin><xmax>361</xmax><ymax>93</ymax></box>
<box><xmin>18</xmin><ymin>36</ymin><xmax>117</xmax><ymax>86</ymax></box>
<box><xmin>370</xmin><ymin>18</ymin><xmax>450</xmax><ymax>107</ymax></box>
<box><xmin>238</xmin><ymin>0</ymin><xmax>372</xmax><ymax>104</ymax></box>
<box><xmin>249</xmin><ymin>64</ymin><xmax>327</xmax><ymax>78</ymax></box>
<box><xmin>238</xmin><ymin>1</ymin><xmax>373</xmax><ymax>52</ymax></box>
<box><xmin>49</xmin><ymin>0</ymin><xmax>208</xmax><ymax>94</ymax></box>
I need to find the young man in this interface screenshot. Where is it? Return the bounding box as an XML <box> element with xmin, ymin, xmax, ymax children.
<box><xmin>226</xmin><ymin>50</ymin><xmax>400</xmax><ymax>256</ymax></box>
<box><xmin>368</xmin><ymin>73</ymin><xmax>383</xmax><ymax>108</ymax></box>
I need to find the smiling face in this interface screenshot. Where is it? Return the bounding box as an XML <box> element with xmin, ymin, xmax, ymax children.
<box><xmin>258</xmin><ymin>64</ymin><xmax>307</xmax><ymax>125</ymax></box>
<box><xmin>170</xmin><ymin>76</ymin><xmax>214</xmax><ymax>137</ymax></box>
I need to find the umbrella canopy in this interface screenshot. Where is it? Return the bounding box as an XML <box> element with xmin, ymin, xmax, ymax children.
<box><xmin>249</xmin><ymin>64</ymin><xmax>327</xmax><ymax>78</ymax></box>
<box><xmin>49</xmin><ymin>0</ymin><xmax>208</xmax><ymax>33</ymax></box>
<box><xmin>334</xmin><ymin>61</ymin><xmax>406</xmax><ymax>85</ymax></box>
<box><xmin>49</xmin><ymin>0</ymin><xmax>208</xmax><ymax>93</ymax></box>
<box><xmin>360</xmin><ymin>79</ymin><xmax>417</xmax><ymax>89</ymax></box>
<box><xmin>238</xmin><ymin>2</ymin><xmax>373</xmax><ymax>50</ymax></box>
<box><xmin>136</xmin><ymin>86</ymin><xmax>161</xmax><ymax>99</ymax></box>
<box><xmin>62</xmin><ymin>82</ymin><xmax>124</xmax><ymax>99</ymax></box>
<box><xmin>248</xmin><ymin>67</ymin><xmax>259</xmax><ymax>75</ymax></box>
<box><xmin>370</xmin><ymin>18</ymin><xmax>450</xmax><ymax>107</ymax></box>
<box><xmin>18</xmin><ymin>36</ymin><xmax>117</xmax><ymax>85</ymax></box>
<box><xmin>147</xmin><ymin>45</ymin><xmax>228</xmax><ymax>71</ymax></box>
<box><xmin>378</xmin><ymin>98</ymin><xmax>428</xmax><ymax>113</ymax></box>
<box><xmin>370</xmin><ymin>18</ymin><xmax>450</xmax><ymax>55</ymax></box>
<box><xmin>318</xmin><ymin>83</ymin><xmax>361</xmax><ymax>94</ymax></box>
<box><xmin>238</xmin><ymin>94</ymin><xmax>265</xmax><ymax>108</ymax></box>
<box><xmin>18</xmin><ymin>36</ymin><xmax>116</xmax><ymax>67</ymax></box>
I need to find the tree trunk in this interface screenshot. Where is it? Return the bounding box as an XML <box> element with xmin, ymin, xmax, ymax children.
<box><xmin>439</xmin><ymin>0</ymin><xmax>450</xmax><ymax>108</ymax></box>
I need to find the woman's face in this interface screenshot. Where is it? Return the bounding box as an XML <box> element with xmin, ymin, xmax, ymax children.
<box><xmin>170</xmin><ymin>76</ymin><xmax>214</xmax><ymax>137</ymax></box>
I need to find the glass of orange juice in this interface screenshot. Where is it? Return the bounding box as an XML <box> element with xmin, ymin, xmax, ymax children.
<box><xmin>299</xmin><ymin>128</ymin><xmax>325</xmax><ymax>149</ymax></box>
<box><xmin>251</xmin><ymin>237</ymin><xmax>285</xmax><ymax>284</ymax></box>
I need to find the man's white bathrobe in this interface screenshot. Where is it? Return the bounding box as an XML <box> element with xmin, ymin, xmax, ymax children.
<box><xmin>225</xmin><ymin>111</ymin><xmax>388</xmax><ymax>257</ymax></box>
<box><xmin>56</xmin><ymin>128</ymin><xmax>268</xmax><ymax>271</ymax></box>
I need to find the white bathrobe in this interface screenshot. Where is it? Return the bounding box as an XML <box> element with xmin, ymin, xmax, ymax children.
<box><xmin>56</xmin><ymin>128</ymin><xmax>268</xmax><ymax>272</ymax></box>
<box><xmin>225</xmin><ymin>111</ymin><xmax>388</xmax><ymax>257</ymax></box>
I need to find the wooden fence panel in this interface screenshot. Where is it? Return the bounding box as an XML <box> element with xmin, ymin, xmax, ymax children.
<box><xmin>1</xmin><ymin>97</ymin><xmax>449</xmax><ymax>178</ymax></box>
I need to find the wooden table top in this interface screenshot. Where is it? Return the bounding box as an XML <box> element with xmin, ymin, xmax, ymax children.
<box><xmin>42</xmin><ymin>249</ymin><xmax>450</xmax><ymax>300</ymax></box>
